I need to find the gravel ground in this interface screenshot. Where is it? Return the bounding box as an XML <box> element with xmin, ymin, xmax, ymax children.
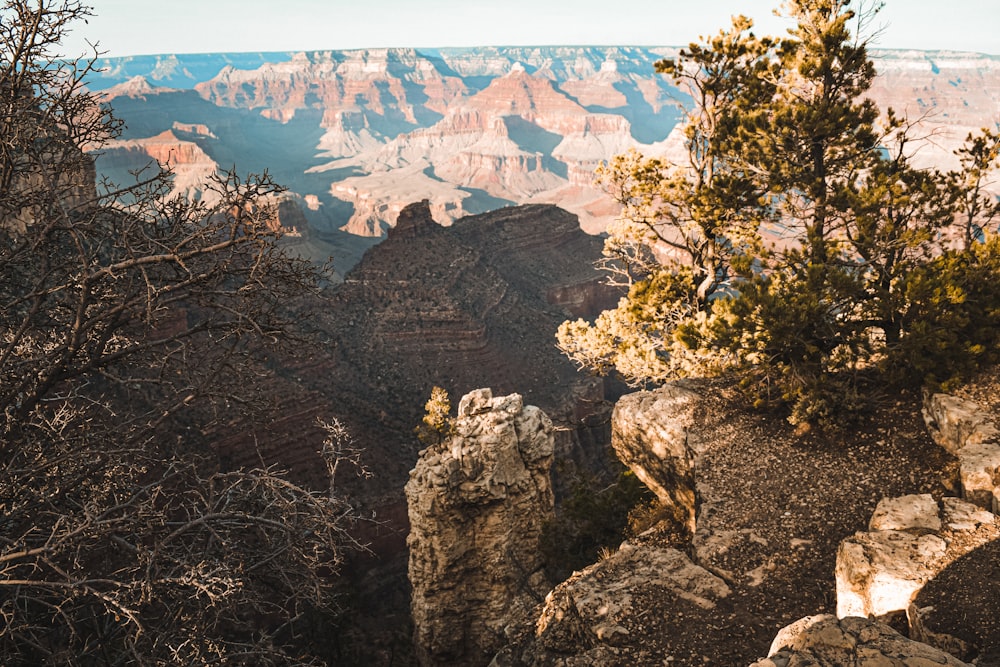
<box><xmin>615</xmin><ymin>379</ymin><xmax>963</xmax><ymax>665</ymax></box>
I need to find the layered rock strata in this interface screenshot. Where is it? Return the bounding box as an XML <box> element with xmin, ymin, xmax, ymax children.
<box><xmin>97</xmin><ymin>129</ymin><xmax>218</xmax><ymax>200</ymax></box>
<box><xmin>94</xmin><ymin>48</ymin><xmax>999</xmax><ymax>268</ymax></box>
<box><xmin>406</xmin><ymin>389</ymin><xmax>555</xmax><ymax>666</ymax></box>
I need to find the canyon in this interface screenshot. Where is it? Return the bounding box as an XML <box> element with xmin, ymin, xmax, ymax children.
<box><xmin>81</xmin><ymin>43</ymin><xmax>1000</xmax><ymax>665</ymax></box>
<box><xmin>202</xmin><ymin>201</ymin><xmax>624</xmax><ymax>662</ymax></box>
<box><xmin>89</xmin><ymin>46</ymin><xmax>1000</xmax><ymax>276</ymax></box>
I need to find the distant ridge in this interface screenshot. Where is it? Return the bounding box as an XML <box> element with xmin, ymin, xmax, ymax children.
<box><xmin>87</xmin><ymin>46</ymin><xmax>999</xmax><ymax>90</ymax></box>
<box><xmin>91</xmin><ymin>46</ymin><xmax>1000</xmax><ymax>275</ymax></box>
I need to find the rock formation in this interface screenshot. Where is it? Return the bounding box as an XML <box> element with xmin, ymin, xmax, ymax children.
<box><xmin>491</xmin><ymin>540</ymin><xmax>730</xmax><ymax>666</ymax></box>
<box><xmin>328</xmin><ymin>163</ymin><xmax>474</xmax><ymax>236</ymax></box>
<box><xmin>193</xmin><ymin>49</ymin><xmax>467</xmax><ymax>128</ymax></box>
<box><xmin>867</xmin><ymin>51</ymin><xmax>1000</xmax><ymax>172</ymax></box>
<box><xmin>836</xmin><ymin>494</ymin><xmax>999</xmax><ymax>623</ymax></box>
<box><xmin>95</xmin><ymin>129</ymin><xmax>218</xmax><ymax>200</ymax></box>
<box><xmin>923</xmin><ymin>392</ymin><xmax>1000</xmax><ymax>509</ymax></box>
<box><xmin>92</xmin><ymin>47</ymin><xmax>1000</xmax><ymax>269</ymax></box>
<box><xmin>387</xmin><ymin>199</ymin><xmax>437</xmax><ymax>239</ymax></box>
<box><xmin>610</xmin><ymin>383</ymin><xmax>703</xmax><ymax>537</ymax></box>
<box><xmin>750</xmin><ymin>615</ymin><xmax>969</xmax><ymax>666</ymax></box>
<box><xmin>831</xmin><ymin>489</ymin><xmax>1000</xmax><ymax>663</ymax></box>
<box><xmin>406</xmin><ymin>389</ymin><xmax>555</xmax><ymax>666</ymax></box>
<box><xmin>183</xmin><ymin>203</ymin><xmax>620</xmax><ymax>663</ymax></box>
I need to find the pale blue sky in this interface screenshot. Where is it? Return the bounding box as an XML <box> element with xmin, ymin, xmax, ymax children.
<box><xmin>63</xmin><ymin>0</ymin><xmax>999</xmax><ymax>58</ymax></box>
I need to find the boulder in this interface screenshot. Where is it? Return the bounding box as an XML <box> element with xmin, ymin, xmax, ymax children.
<box><xmin>751</xmin><ymin>614</ymin><xmax>970</xmax><ymax>666</ymax></box>
<box><xmin>923</xmin><ymin>392</ymin><xmax>1000</xmax><ymax>509</ymax></box>
<box><xmin>868</xmin><ymin>493</ymin><xmax>941</xmax><ymax>533</ymax></box>
<box><xmin>836</xmin><ymin>528</ymin><xmax>947</xmax><ymax>620</ymax></box>
<box><xmin>406</xmin><ymin>389</ymin><xmax>555</xmax><ymax>666</ymax></box>
<box><xmin>611</xmin><ymin>383</ymin><xmax>702</xmax><ymax>537</ymax></box>
<box><xmin>491</xmin><ymin>540</ymin><xmax>730</xmax><ymax>666</ymax></box>
<box><xmin>836</xmin><ymin>495</ymin><xmax>998</xmax><ymax>621</ymax></box>
<box><xmin>923</xmin><ymin>393</ymin><xmax>999</xmax><ymax>455</ymax></box>
<box><xmin>957</xmin><ymin>440</ymin><xmax>1000</xmax><ymax>509</ymax></box>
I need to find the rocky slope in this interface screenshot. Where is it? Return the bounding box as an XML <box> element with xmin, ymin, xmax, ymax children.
<box><xmin>476</xmin><ymin>372</ymin><xmax>1000</xmax><ymax>667</ymax></box>
<box><xmin>89</xmin><ymin>46</ymin><xmax>999</xmax><ymax>272</ymax></box>
<box><xmin>491</xmin><ymin>379</ymin><xmax>960</xmax><ymax>665</ymax></box>
<box><xmin>211</xmin><ymin>200</ymin><xmax>620</xmax><ymax>506</ymax></box>
<box><xmin>78</xmin><ymin>43</ymin><xmax>1000</xmax><ymax>664</ymax></box>
<box><xmin>751</xmin><ymin>615</ymin><xmax>969</xmax><ymax>667</ymax></box>
<box><xmin>96</xmin><ymin>128</ymin><xmax>218</xmax><ymax>198</ymax></box>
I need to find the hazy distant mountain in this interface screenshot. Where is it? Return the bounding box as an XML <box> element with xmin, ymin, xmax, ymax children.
<box><xmin>90</xmin><ymin>47</ymin><xmax>1000</xmax><ymax>274</ymax></box>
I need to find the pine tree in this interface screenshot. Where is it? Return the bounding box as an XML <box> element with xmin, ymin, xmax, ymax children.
<box><xmin>559</xmin><ymin>0</ymin><xmax>1000</xmax><ymax>424</ymax></box>
<box><xmin>416</xmin><ymin>386</ymin><xmax>455</xmax><ymax>445</ymax></box>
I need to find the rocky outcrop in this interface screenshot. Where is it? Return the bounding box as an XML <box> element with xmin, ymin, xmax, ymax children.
<box><xmin>187</xmin><ymin>203</ymin><xmax>619</xmax><ymax>664</ymax></box>
<box><xmin>328</xmin><ymin>163</ymin><xmax>474</xmax><ymax>236</ymax></box>
<box><xmin>491</xmin><ymin>539</ymin><xmax>730</xmax><ymax>667</ymax></box>
<box><xmin>923</xmin><ymin>392</ymin><xmax>1000</xmax><ymax>509</ymax></box>
<box><xmin>923</xmin><ymin>393</ymin><xmax>999</xmax><ymax>457</ymax></box>
<box><xmin>96</xmin><ymin>129</ymin><xmax>218</xmax><ymax>199</ymax></box>
<box><xmin>97</xmin><ymin>75</ymin><xmax>171</xmax><ymax>100</ymax></box>
<box><xmin>610</xmin><ymin>383</ymin><xmax>703</xmax><ymax>537</ymax></box>
<box><xmin>836</xmin><ymin>494</ymin><xmax>999</xmax><ymax>621</ymax></box>
<box><xmin>194</xmin><ymin>50</ymin><xmax>468</xmax><ymax>127</ymax></box>
<box><xmin>387</xmin><ymin>199</ymin><xmax>437</xmax><ymax>239</ymax></box>
<box><xmin>750</xmin><ymin>615</ymin><xmax>969</xmax><ymax>666</ymax></box>
<box><xmin>465</xmin><ymin>70</ymin><xmax>586</xmax><ymax>130</ymax></box>
<box><xmin>295</xmin><ymin>202</ymin><xmax>620</xmax><ymax>498</ymax></box>
<box><xmin>868</xmin><ymin>50</ymin><xmax>1000</xmax><ymax>171</ymax></box>
<box><xmin>406</xmin><ymin>389</ymin><xmax>555</xmax><ymax>667</ymax></box>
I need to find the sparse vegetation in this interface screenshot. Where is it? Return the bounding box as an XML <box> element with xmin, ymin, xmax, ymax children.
<box><xmin>415</xmin><ymin>385</ymin><xmax>455</xmax><ymax>445</ymax></box>
<box><xmin>558</xmin><ymin>0</ymin><xmax>1000</xmax><ymax>425</ymax></box>
<box><xmin>0</xmin><ymin>1</ymin><xmax>363</xmax><ymax>663</ymax></box>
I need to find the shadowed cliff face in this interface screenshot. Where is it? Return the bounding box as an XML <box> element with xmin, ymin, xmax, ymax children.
<box><xmin>197</xmin><ymin>202</ymin><xmax>621</xmax><ymax>663</ymax></box>
<box><xmin>214</xmin><ymin>200</ymin><xmax>621</xmax><ymax>523</ymax></box>
<box><xmin>316</xmin><ymin>202</ymin><xmax>622</xmax><ymax>492</ymax></box>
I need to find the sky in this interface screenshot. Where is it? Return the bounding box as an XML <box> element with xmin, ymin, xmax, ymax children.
<box><xmin>62</xmin><ymin>0</ymin><xmax>1000</xmax><ymax>58</ymax></box>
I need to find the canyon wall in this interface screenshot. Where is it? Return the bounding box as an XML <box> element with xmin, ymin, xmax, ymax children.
<box><xmin>89</xmin><ymin>46</ymin><xmax>999</xmax><ymax>273</ymax></box>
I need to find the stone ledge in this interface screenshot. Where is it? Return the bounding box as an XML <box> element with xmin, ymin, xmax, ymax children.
<box><xmin>834</xmin><ymin>493</ymin><xmax>999</xmax><ymax>662</ymax></box>
<box><xmin>923</xmin><ymin>392</ymin><xmax>1000</xmax><ymax>510</ymax></box>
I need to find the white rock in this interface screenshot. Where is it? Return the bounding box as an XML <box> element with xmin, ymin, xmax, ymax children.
<box><xmin>753</xmin><ymin>615</ymin><xmax>970</xmax><ymax>666</ymax></box>
<box><xmin>869</xmin><ymin>494</ymin><xmax>942</xmax><ymax>532</ymax></box>
<box><xmin>957</xmin><ymin>440</ymin><xmax>1000</xmax><ymax>509</ymax></box>
<box><xmin>941</xmin><ymin>496</ymin><xmax>997</xmax><ymax>532</ymax></box>
<box><xmin>836</xmin><ymin>530</ymin><xmax>947</xmax><ymax>619</ymax></box>
<box><xmin>922</xmin><ymin>393</ymin><xmax>998</xmax><ymax>455</ymax></box>
<box><xmin>611</xmin><ymin>383</ymin><xmax>702</xmax><ymax>536</ymax></box>
<box><xmin>406</xmin><ymin>389</ymin><xmax>555</xmax><ymax>666</ymax></box>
